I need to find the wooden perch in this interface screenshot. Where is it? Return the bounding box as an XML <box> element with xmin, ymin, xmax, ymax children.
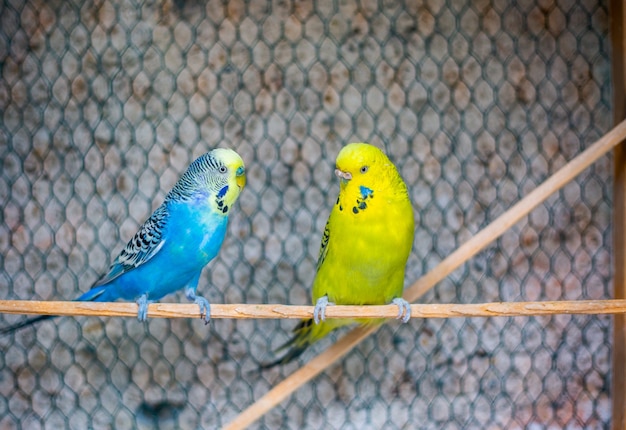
<box><xmin>1</xmin><ymin>300</ymin><xmax>626</xmax><ymax>320</ymax></box>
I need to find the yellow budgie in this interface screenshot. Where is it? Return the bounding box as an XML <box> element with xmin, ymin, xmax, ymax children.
<box><xmin>265</xmin><ymin>142</ymin><xmax>415</xmax><ymax>366</ymax></box>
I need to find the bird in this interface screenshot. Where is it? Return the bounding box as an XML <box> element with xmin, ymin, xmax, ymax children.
<box><xmin>1</xmin><ymin>148</ymin><xmax>246</xmax><ymax>335</ymax></box>
<box><xmin>264</xmin><ymin>142</ymin><xmax>415</xmax><ymax>367</ymax></box>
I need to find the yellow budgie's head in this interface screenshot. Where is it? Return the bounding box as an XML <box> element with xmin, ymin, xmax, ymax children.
<box><xmin>334</xmin><ymin>142</ymin><xmax>409</xmax><ymax>215</ymax></box>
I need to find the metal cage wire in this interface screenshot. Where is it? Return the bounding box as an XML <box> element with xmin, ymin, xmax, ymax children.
<box><xmin>0</xmin><ymin>0</ymin><xmax>613</xmax><ymax>428</ymax></box>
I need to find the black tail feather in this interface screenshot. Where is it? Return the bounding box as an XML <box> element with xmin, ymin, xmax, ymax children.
<box><xmin>259</xmin><ymin>344</ymin><xmax>308</xmax><ymax>369</ymax></box>
<box><xmin>0</xmin><ymin>315</ymin><xmax>54</xmax><ymax>336</ymax></box>
<box><xmin>1</xmin><ymin>286</ymin><xmax>106</xmax><ymax>337</ymax></box>
<box><xmin>260</xmin><ymin>319</ymin><xmax>313</xmax><ymax>369</ymax></box>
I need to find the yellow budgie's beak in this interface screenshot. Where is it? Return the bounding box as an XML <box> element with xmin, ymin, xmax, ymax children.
<box><xmin>235</xmin><ymin>165</ymin><xmax>246</xmax><ymax>190</ymax></box>
<box><xmin>335</xmin><ymin>169</ymin><xmax>352</xmax><ymax>188</ymax></box>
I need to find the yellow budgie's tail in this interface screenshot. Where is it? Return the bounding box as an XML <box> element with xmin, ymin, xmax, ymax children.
<box><xmin>261</xmin><ymin>318</ymin><xmax>339</xmax><ymax>368</ymax></box>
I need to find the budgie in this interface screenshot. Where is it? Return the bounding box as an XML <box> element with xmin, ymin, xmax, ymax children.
<box><xmin>1</xmin><ymin>148</ymin><xmax>246</xmax><ymax>335</ymax></box>
<box><xmin>264</xmin><ymin>142</ymin><xmax>415</xmax><ymax>366</ymax></box>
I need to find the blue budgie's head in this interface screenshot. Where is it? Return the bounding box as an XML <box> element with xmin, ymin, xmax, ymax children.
<box><xmin>167</xmin><ymin>148</ymin><xmax>246</xmax><ymax>215</ymax></box>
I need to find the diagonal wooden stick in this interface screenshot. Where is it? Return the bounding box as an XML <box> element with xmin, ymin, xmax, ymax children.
<box><xmin>2</xmin><ymin>300</ymin><xmax>626</xmax><ymax>320</ymax></box>
<box><xmin>223</xmin><ymin>119</ymin><xmax>626</xmax><ymax>430</ymax></box>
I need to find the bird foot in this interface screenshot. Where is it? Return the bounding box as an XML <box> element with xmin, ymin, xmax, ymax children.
<box><xmin>195</xmin><ymin>296</ymin><xmax>211</xmax><ymax>325</ymax></box>
<box><xmin>136</xmin><ymin>295</ymin><xmax>154</xmax><ymax>321</ymax></box>
<box><xmin>313</xmin><ymin>296</ymin><xmax>334</xmax><ymax>324</ymax></box>
<box><xmin>186</xmin><ymin>289</ymin><xmax>211</xmax><ymax>324</ymax></box>
<box><xmin>392</xmin><ymin>298</ymin><xmax>411</xmax><ymax>323</ymax></box>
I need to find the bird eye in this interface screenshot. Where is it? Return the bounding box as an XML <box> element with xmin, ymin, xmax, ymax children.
<box><xmin>360</xmin><ymin>166</ymin><xmax>369</xmax><ymax>174</ymax></box>
<box><xmin>219</xmin><ymin>165</ymin><xmax>227</xmax><ymax>174</ymax></box>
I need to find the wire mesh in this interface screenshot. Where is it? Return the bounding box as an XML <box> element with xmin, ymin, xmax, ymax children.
<box><xmin>0</xmin><ymin>0</ymin><xmax>613</xmax><ymax>428</ymax></box>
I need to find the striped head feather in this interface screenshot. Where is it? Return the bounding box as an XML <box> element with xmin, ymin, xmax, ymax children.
<box><xmin>167</xmin><ymin>148</ymin><xmax>246</xmax><ymax>215</ymax></box>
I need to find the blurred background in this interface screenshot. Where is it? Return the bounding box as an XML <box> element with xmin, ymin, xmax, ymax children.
<box><xmin>0</xmin><ymin>0</ymin><xmax>614</xmax><ymax>428</ymax></box>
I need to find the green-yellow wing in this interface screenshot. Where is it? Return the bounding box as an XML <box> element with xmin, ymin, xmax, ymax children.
<box><xmin>316</xmin><ymin>219</ymin><xmax>331</xmax><ymax>271</ymax></box>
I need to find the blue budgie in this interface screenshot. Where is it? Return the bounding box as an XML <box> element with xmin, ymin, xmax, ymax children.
<box><xmin>1</xmin><ymin>148</ymin><xmax>246</xmax><ymax>335</ymax></box>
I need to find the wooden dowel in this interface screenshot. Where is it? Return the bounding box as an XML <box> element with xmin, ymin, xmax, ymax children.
<box><xmin>224</xmin><ymin>119</ymin><xmax>626</xmax><ymax>430</ymax></box>
<box><xmin>2</xmin><ymin>300</ymin><xmax>626</xmax><ymax>320</ymax></box>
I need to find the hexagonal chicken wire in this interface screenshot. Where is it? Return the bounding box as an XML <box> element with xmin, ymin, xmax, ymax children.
<box><xmin>0</xmin><ymin>0</ymin><xmax>614</xmax><ymax>429</ymax></box>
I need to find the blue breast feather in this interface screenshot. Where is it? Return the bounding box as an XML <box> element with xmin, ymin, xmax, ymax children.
<box><xmin>84</xmin><ymin>201</ymin><xmax>228</xmax><ymax>303</ymax></box>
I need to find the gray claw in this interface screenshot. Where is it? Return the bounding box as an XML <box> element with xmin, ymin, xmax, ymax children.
<box><xmin>195</xmin><ymin>296</ymin><xmax>211</xmax><ymax>324</ymax></box>
<box><xmin>313</xmin><ymin>296</ymin><xmax>333</xmax><ymax>324</ymax></box>
<box><xmin>392</xmin><ymin>298</ymin><xmax>411</xmax><ymax>323</ymax></box>
<box><xmin>137</xmin><ymin>294</ymin><xmax>152</xmax><ymax>321</ymax></box>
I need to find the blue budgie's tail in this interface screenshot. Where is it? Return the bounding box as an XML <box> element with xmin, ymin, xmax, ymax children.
<box><xmin>74</xmin><ymin>285</ymin><xmax>108</xmax><ymax>302</ymax></box>
<box><xmin>0</xmin><ymin>285</ymin><xmax>109</xmax><ymax>336</ymax></box>
<box><xmin>0</xmin><ymin>315</ymin><xmax>54</xmax><ymax>336</ymax></box>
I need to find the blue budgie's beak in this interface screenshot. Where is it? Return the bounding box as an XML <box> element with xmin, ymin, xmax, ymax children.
<box><xmin>235</xmin><ymin>165</ymin><xmax>246</xmax><ymax>190</ymax></box>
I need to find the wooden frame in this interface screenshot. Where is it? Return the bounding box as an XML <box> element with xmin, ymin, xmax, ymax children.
<box><xmin>611</xmin><ymin>1</ymin><xmax>626</xmax><ymax>428</ymax></box>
